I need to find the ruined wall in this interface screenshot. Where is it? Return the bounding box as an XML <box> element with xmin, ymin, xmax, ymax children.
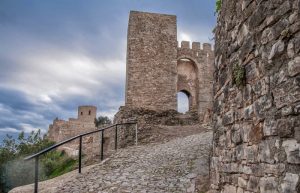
<box><xmin>125</xmin><ymin>11</ymin><xmax>178</xmax><ymax>111</ymax></box>
<box><xmin>210</xmin><ymin>0</ymin><xmax>300</xmax><ymax>193</ymax></box>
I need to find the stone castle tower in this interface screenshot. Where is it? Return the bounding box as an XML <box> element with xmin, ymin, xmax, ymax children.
<box><xmin>77</xmin><ymin>106</ymin><xmax>97</xmax><ymax>122</ymax></box>
<box><xmin>125</xmin><ymin>11</ymin><xmax>214</xmax><ymax>121</ymax></box>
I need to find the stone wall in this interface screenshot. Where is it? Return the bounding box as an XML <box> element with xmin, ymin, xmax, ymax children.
<box><xmin>114</xmin><ymin>106</ymin><xmax>200</xmax><ymax>145</ymax></box>
<box><xmin>210</xmin><ymin>0</ymin><xmax>300</xmax><ymax>193</ymax></box>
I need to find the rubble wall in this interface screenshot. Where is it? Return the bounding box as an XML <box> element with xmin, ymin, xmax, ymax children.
<box><xmin>210</xmin><ymin>0</ymin><xmax>300</xmax><ymax>192</ymax></box>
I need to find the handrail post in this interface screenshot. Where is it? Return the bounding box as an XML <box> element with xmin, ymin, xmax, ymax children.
<box><xmin>34</xmin><ymin>156</ymin><xmax>39</xmax><ymax>193</ymax></box>
<box><xmin>135</xmin><ymin>123</ymin><xmax>138</xmax><ymax>146</ymax></box>
<box><xmin>101</xmin><ymin>130</ymin><xmax>104</xmax><ymax>161</ymax></box>
<box><xmin>115</xmin><ymin>124</ymin><xmax>118</xmax><ymax>150</ymax></box>
<box><xmin>78</xmin><ymin>136</ymin><xmax>82</xmax><ymax>173</ymax></box>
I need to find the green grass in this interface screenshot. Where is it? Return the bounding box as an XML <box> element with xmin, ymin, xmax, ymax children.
<box><xmin>41</xmin><ymin>150</ymin><xmax>78</xmax><ymax>179</ymax></box>
<box><xmin>48</xmin><ymin>158</ymin><xmax>77</xmax><ymax>178</ymax></box>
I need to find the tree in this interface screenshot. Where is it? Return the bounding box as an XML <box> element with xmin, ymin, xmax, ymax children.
<box><xmin>0</xmin><ymin>130</ymin><xmax>76</xmax><ymax>193</ymax></box>
<box><xmin>94</xmin><ymin>116</ymin><xmax>112</xmax><ymax>128</ymax></box>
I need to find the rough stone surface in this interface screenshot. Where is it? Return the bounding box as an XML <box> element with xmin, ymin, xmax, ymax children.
<box><xmin>10</xmin><ymin>132</ymin><xmax>213</xmax><ymax>193</ymax></box>
<box><xmin>211</xmin><ymin>0</ymin><xmax>300</xmax><ymax>192</ymax></box>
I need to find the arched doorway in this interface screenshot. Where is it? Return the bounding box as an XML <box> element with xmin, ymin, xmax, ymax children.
<box><xmin>177</xmin><ymin>58</ymin><xmax>199</xmax><ymax>112</ymax></box>
<box><xmin>177</xmin><ymin>90</ymin><xmax>191</xmax><ymax>113</ymax></box>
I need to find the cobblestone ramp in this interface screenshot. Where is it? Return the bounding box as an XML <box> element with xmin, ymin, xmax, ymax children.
<box><xmin>10</xmin><ymin>131</ymin><xmax>212</xmax><ymax>193</ymax></box>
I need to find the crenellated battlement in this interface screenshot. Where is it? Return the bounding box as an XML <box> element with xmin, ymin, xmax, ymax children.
<box><xmin>177</xmin><ymin>41</ymin><xmax>213</xmax><ymax>52</ymax></box>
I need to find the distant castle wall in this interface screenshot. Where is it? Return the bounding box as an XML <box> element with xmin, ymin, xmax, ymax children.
<box><xmin>47</xmin><ymin>106</ymin><xmax>99</xmax><ymax>157</ymax></box>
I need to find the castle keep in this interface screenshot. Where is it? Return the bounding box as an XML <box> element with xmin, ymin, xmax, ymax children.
<box><xmin>125</xmin><ymin>11</ymin><xmax>214</xmax><ymax>121</ymax></box>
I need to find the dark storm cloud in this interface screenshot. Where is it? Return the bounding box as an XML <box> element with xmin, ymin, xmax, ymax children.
<box><xmin>0</xmin><ymin>0</ymin><xmax>216</xmax><ymax>142</ymax></box>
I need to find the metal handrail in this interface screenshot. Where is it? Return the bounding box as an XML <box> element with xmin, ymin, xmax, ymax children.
<box><xmin>24</xmin><ymin>122</ymin><xmax>137</xmax><ymax>193</ymax></box>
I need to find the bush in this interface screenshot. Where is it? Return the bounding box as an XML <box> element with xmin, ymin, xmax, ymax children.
<box><xmin>94</xmin><ymin>116</ymin><xmax>112</xmax><ymax>127</ymax></box>
<box><xmin>0</xmin><ymin>130</ymin><xmax>77</xmax><ymax>193</ymax></box>
<box><xmin>216</xmin><ymin>0</ymin><xmax>222</xmax><ymax>13</ymax></box>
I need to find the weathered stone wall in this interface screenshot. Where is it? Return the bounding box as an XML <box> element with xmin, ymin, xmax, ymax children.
<box><xmin>210</xmin><ymin>0</ymin><xmax>300</xmax><ymax>193</ymax></box>
<box><xmin>114</xmin><ymin>106</ymin><xmax>200</xmax><ymax>145</ymax></box>
<box><xmin>125</xmin><ymin>11</ymin><xmax>178</xmax><ymax>111</ymax></box>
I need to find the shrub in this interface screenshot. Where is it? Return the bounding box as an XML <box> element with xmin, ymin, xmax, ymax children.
<box><xmin>232</xmin><ymin>63</ymin><xmax>246</xmax><ymax>88</ymax></box>
<box><xmin>0</xmin><ymin>130</ymin><xmax>77</xmax><ymax>193</ymax></box>
<box><xmin>216</xmin><ymin>0</ymin><xmax>222</xmax><ymax>13</ymax></box>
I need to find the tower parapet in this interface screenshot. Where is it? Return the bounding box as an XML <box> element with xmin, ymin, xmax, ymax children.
<box><xmin>177</xmin><ymin>41</ymin><xmax>214</xmax><ymax>63</ymax></box>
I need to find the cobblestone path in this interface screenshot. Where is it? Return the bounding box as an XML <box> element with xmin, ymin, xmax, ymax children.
<box><xmin>10</xmin><ymin>131</ymin><xmax>212</xmax><ymax>193</ymax></box>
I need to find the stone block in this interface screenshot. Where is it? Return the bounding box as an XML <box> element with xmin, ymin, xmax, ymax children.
<box><xmin>281</xmin><ymin>173</ymin><xmax>299</xmax><ymax>193</ymax></box>
<box><xmin>237</xmin><ymin>187</ymin><xmax>244</xmax><ymax>193</ymax></box>
<box><xmin>223</xmin><ymin>185</ymin><xmax>237</xmax><ymax>193</ymax></box>
<box><xmin>243</xmin><ymin>145</ymin><xmax>258</xmax><ymax>163</ymax></box>
<box><xmin>249</xmin><ymin>122</ymin><xmax>263</xmax><ymax>144</ymax></box>
<box><xmin>245</xmin><ymin>62</ymin><xmax>259</xmax><ymax>84</ymax></box>
<box><xmin>262</xmin><ymin>163</ymin><xmax>285</xmax><ymax>175</ymax></box>
<box><xmin>244</xmin><ymin>104</ymin><xmax>254</xmax><ymax>120</ymax></box>
<box><xmin>232</xmin><ymin>128</ymin><xmax>242</xmax><ymax>145</ymax></box>
<box><xmin>238</xmin><ymin>177</ymin><xmax>247</xmax><ymax>189</ymax></box>
<box><xmin>259</xmin><ymin>177</ymin><xmax>279</xmax><ymax>193</ymax></box>
<box><xmin>235</xmin><ymin>144</ymin><xmax>244</xmax><ymax>161</ymax></box>
<box><xmin>277</xmin><ymin>118</ymin><xmax>294</xmax><ymax>138</ymax></box>
<box><xmin>281</xmin><ymin>106</ymin><xmax>294</xmax><ymax>116</ymax></box>
<box><xmin>223</xmin><ymin>110</ymin><xmax>235</xmax><ymax>126</ymax></box>
<box><xmin>268</xmin><ymin>40</ymin><xmax>285</xmax><ymax>60</ymax></box>
<box><xmin>254</xmin><ymin>95</ymin><xmax>273</xmax><ymax>120</ymax></box>
<box><xmin>247</xmin><ymin>176</ymin><xmax>259</xmax><ymax>192</ymax></box>
<box><xmin>263</xmin><ymin>117</ymin><xmax>278</xmax><ymax>136</ymax></box>
<box><xmin>258</xmin><ymin>139</ymin><xmax>278</xmax><ymax>164</ymax></box>
<box><xmin>282</xmin><ymin>139</ymin><xmax>300</xmax><ymax>164</ymax></box>
<box><xmin>288</xmin><ymin>56</ymin><xmax>300</xmax><ymax>77</ymax></box>
<box><xmin>252</xmin><ymin>77</ymin><xmax>269</xmax><ymax>98</ymax></box>
<box><xmin>241</xmin><ymin>123</ymin><xmax>252</xmax><ymax>143</ymax></box>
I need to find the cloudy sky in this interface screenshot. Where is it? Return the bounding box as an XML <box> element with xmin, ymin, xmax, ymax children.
<box><xmin>0</xmin><ymin>0</ymin><xmax>216</xmax><ymax>142</ymax></box>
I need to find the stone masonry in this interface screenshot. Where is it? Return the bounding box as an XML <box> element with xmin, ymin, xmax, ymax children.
<box><xmin>47</xmin><ymin>106</ymin><xmax>99</xmax><ymax>157</ymax></box>
<box><xmin>125</xmin><ymin>11</ymin><xmax>214</xmax><ymax>122</ymax></box>
<box><xmin>210</xmin><ymin>0</ymin><xmax>300</xmax><ymax>193</ymax></box>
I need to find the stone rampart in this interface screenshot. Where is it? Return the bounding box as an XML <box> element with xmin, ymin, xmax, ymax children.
<box><xmin>210</xmin><ymin>0</ymin><xmax>300</xmax><ymax>192</ymax></box>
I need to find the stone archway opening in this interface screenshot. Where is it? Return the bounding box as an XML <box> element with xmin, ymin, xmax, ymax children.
<box><xmin>177</xmin><ymin>58</ymin><xmax>199</xmax><ymax>113</ymax></box>
<box><xmin>177</xmin><ymin>90</ymin><xmax>191</xmax><ymax>113</ymax></box>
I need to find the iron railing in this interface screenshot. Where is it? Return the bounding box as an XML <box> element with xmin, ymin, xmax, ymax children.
<box><xmin>24</xmin><ymin>122</ymin><xmax>138</xmax><ymax>193</ymax></box>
